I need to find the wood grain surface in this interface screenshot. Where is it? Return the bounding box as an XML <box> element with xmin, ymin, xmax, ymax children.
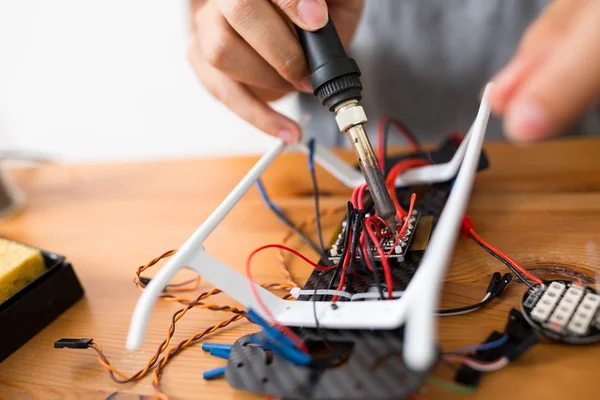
<box><xmin>1</xmin><ymin>138</ymin><xmax>600</xmax><ymax>400</ymax></box>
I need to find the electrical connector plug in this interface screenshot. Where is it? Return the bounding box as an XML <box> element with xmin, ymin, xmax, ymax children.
<box><xmin>139</xmin><ymin>276</ymin><xmax>152</xmax><ymax>285</ymax></box>
<box><xmin>460</xmin><ymin>215</ymin><xmax>474</xmax><ymax>238</ymax></box>
<box><xmin>54</xmin><ymin>338</ymin><xmax>93</xmax><ymax>349</ymax></box>
<box><xmin>492</xmin><ymin>273</ymin><xmax>513</xmax><ymax>297</ymax></box>
<box><xmin>486</xmin><ymin>272</ymin><xmax>502</xmax><ymax>294</ymax></box>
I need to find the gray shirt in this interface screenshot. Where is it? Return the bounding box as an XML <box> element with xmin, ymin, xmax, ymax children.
<box><xmin>296</xmin><ymin>0</ymin><xmax>600</xmax><ymax>146</ymax></box>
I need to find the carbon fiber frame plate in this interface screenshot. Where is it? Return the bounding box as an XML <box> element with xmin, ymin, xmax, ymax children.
<box><xmin>224</xmin><ymin>140</ymin><xmax>489</xmax><ymax>399</ymax></box>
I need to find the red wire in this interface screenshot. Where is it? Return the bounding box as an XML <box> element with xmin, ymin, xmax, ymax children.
<box><xmin>332</xmin><ymin>231</ymin><xmax>352</xmax><ymax>302</ymax></box>
<box><xmin>400</xmin><ymin>193</ymin><xmax>416</xmax><ymax>237</ymax></box>
<box><xmin>386</xmin><ymin>159</ymin><xmax>431</xmax><ymax>218</ymax></box>
<box><xmin>469</xmin><ymin>229</ymin><xmax>544</xmax><ymax>285</ymax></box>
<box><xmin>386</xmin><ymin>193</ymin><xmax>416</xmax><ymax>259</ymax></box>
<box><xmin>357</xmin><ymin>184</ymin><xmax>367</xmax><ymax>210</ymax></box>
<box><xmin>365</xmin><ymin>217</ymin><xmax>394</xmax><ymax>299</ymax></box>
<box><xmin>246</xmin><ymin>244</ymin><xmax>335</xmax><ymax>353</ymax></box>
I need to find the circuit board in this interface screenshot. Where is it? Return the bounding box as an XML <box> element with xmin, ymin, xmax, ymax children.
<box><xmin>327</xmin><ymin>212</ymin><xmax>420</xmax><ymax>262</ymax></box>
<box><xmin>521</xmin><ymin>280</ymin><xmax>600</xmax><ymax>344</ymax></box>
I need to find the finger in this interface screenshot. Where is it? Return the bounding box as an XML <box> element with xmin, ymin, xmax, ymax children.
<box><xmin>271</xmin><ymin>0</ymin><xmax>329</xmax><ymax>31</ymax></box>
<box><xmin>489</xmin><ymin>41</ymin><xmax>555</xmax><ymax>116</ymax></box>
<box><xmin>503</xmin><ymin>2</ymin><xmax>600</xmax><ymax>142</ymax></box>
<box><xmin>194</xmin><ymin>1</ymin><xmax>296</xmax><ymax>93</ymax></box>
<box><xmin>490</xmin><ymin>0</ymin><xmax>587</xmax><ymax>115</ymax></box>
<box><xmin>248</xmin><ymin>86</ymin><xmax>289</xmax><ymax>103</ymax></box>
<box><xmin>218</xmin><ymin>0</ymin><xmax>314</xmax><ymax>88</ymax></box>
<box><xmin>187</xmin><ymin>38</ymin><xmax>302</xmax><ymax>143</ymax></box>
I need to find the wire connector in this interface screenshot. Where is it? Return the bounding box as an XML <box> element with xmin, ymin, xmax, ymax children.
<box><xmin>54</xmin><ymin>338</ymin><xmax>93</xmax><ymax>349</ymax></box>
<box><xmin>139</xmin><ymin>276</ymin><xmax>152</xmax><ymax>285</ymax></box>
<box><xmin>460</xmin><ymin>215</ymin><xmax>474</xmax><ymax>238</ymax></box>
<box><xmin>486</xmin><ymin>272</ymin><xmax>502</xmax><ymax>294</ymax></box>
<box><xmin>492</xmin><ymin>273</ymin><xmax>513</xmax><ymax>297</ymax></box>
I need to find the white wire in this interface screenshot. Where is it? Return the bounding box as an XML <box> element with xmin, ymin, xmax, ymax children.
<box><xmin>435</xmin><ymin>293</ymin><xmax>491</xmax><ymax>317</ymax></box>
<box><xmin>458</xmin><ymin>356</ymin><xmax>509</xmax><ymax>372</ymax></box>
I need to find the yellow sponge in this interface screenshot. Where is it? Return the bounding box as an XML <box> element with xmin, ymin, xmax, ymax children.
<box><xmin>0</xmin><ymin>238</ymin><xmax>45</xmax><ymax>303</ymax></box>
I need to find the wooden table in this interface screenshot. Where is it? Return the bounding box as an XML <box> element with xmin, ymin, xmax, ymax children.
<box><xmin>1</xmin><ymin>138</ymin><xmax>600</xmax><ymax>400</ymax></box>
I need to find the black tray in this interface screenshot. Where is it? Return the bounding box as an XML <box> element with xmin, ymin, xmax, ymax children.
<box><xmin>0</xmin><ymin>242</ymin><xmax>84</xmax><ymax>362</ymax></box>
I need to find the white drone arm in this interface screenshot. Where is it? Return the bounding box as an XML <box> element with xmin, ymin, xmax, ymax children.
<box><xmin>127</xmin><ymin>84</ymin><xmax>493</xmax><ymax>372</ymax></box>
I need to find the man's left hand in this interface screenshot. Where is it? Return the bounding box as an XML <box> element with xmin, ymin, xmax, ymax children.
<box><xmin>490</xmin><ymin>0</ymin><xmax>600</xmax><ymax>142</ymax></box>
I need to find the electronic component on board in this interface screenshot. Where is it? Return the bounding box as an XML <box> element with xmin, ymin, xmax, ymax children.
<box><xmin>521</xmin><ymin>280</ymin><xmax>600</xmax><ymax>344</ymax></box>
<box><xmin>328</xmin><ymin>211</ymin><xmax>420</xmax><ymax>262</ymax></box>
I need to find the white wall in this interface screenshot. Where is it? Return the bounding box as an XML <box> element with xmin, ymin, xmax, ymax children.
<box><xmin>0</xmin><ymin>0</ymin><xmax>289</xmax><ymax>162</ymax></box>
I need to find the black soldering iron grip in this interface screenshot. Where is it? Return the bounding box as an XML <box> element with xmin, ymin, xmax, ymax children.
<box><xmin>296</xmin><ymin>19</ymin><xmax>362</xmax><ymax>110</ymax></box>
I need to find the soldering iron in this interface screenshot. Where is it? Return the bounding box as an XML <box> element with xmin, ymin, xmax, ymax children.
<box><xmin>296</xmin><ymin>19</ymin><xmax>398</xmax><ymax>232</ymax></box>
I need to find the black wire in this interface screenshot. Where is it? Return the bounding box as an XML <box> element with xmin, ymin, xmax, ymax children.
<box><xmin>348</xmin><ymin>210</ymin><xmax>364</xmax><ymax>267</ymax></box>
<box><xmin>362</xmin><ymin>224</ymin><xmax>385</xmax><ymax>300</ymax></box>
<box><xmin>312</xmin><ymin>270</ymin><xmax>333</xmax><ymax>352</ymax></box>
<box><xmin>326</xmin><ymin>203</ymin><xmax>354</xmax><ymax>291</ymax></box>
<box><xmin>381</xmin><ymin>118</ymin><xmax>420</xmax><ymax>175</ymax></box>
<box><xmin>436</xmin><ymin>293</ymin><xmax>496</xmax><ymax>315</ymax></box>
<box><xmin>309</xmin><ymin>151</ymin><xmax>326</xmax><ymax>254</ymax></box>
<box><xmin>471</xmin><ymin>235</ymin><xmax>537</xmax><ymax>290</ymax></box>
<box><xmin>311</xmin><ymin>204</ymin><xmax>354</xmax><ymax>352</ymax></box>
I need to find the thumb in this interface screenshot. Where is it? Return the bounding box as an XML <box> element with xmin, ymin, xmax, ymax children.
<box><xmin>273</xmin><ymin>0</ymin><xmax>329</xmax><ymax>31</ymax></box>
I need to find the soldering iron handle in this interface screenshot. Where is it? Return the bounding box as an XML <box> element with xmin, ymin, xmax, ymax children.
<box><xmin>295</xmin><ymin>19</ymin><xmax>362</xmax><ymax>110</ymax></box>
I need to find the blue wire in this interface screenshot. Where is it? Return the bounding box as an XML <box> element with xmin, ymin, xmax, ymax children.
<box><xmin>450</xmin><ymin>334</ymin><xmax>510</xmax><ymax>355</ymax></box>
<box><xmin>255</xmin><ymin>178</ymin><xmax>322</xmax><ymax>255</ymax></box>
<box><xmin>256</xmin><ymin>178</ymin><xmax>284</xmax><ymax>216</ymax></box>
<box><xmin>246</xmin><ymin>309</ymin><xmax>299</xmax><ymax>351</ymax></box>
<box><xmin>250</xmin><ymin>332</ymin><xmax>312</xmax><ymax>367</ymax></box>
<box><xmin>308</xmin><ymin>138</ymin><xmax>316</xmax><ymax>173</ymax></box>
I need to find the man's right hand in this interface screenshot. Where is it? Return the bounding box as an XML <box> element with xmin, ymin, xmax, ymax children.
<box><xmin>188</xmin><ymin>0</ymin><xmax>364</xmax><ymax>144</ymax></box>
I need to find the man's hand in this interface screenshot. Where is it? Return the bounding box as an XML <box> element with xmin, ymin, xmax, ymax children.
<box><xmin>188</xmin><ymin>0</ymin><xmax>364</xmax><ymax>144</ymax></box>
<box><xmin>490</xmin><ymin>0</ymin><xmax>600</xmax><ymax>142</ymax></box>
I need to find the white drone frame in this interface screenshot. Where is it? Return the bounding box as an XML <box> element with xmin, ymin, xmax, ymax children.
<box><xmin>127</xmin><ymin>84</ymin><xmax>493</xmax><ymax>371</ymax></box>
